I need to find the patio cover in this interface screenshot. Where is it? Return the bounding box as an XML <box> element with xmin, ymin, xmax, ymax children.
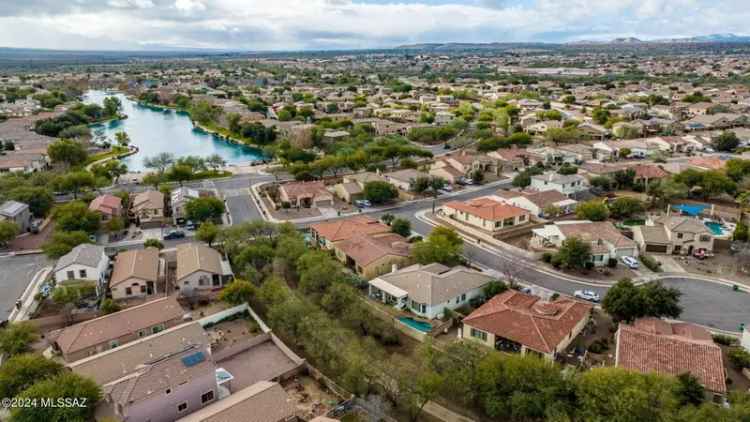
<box><xmin>370</xmin><ymin>278</ymin><xmax>408</xmax><ymax>298</ymax></box>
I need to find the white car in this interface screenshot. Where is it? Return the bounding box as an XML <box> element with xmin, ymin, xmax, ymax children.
<box><xmin>574</xmin><ymin>289</ymin><xmax>601</xmax><ymax>303</ymax></box>
<box><xmin>621</xmin><ymin>256</ymin><xmax>639</xmax><ymax>269</ymax></box>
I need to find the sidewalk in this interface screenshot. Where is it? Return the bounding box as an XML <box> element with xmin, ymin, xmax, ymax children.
<box><xmin>9</xmin><ymin>266</ymin><xmax>52</xmax><ymax>322</ymax></box>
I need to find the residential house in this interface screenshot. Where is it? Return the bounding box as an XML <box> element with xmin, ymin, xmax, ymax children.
<box><xmin>89</xmin><ymin>194</ymin><xmax>123</xmax><ymax>222</ymax></box>
<box><xmin>53</xmin><ymin>244</ymin><xmax>110</xmax><ymax>293</ymax></box>
<box><xmin>0</xmin><ymin>200</ymin><xmax>31</xmax><ymax>232</ymax></box>
<box><xmin>176</xmin><ymin>381</ymin><xmax>297</xmax><ymax>422</ymax></box>
<box><xmin>487</xmin><ymin>147</ymin><xmax>540</xmax><ymax>171</ymax></box>
<box><xmin>443</xmin><ymin>198</ymin><xmax>531</xmax><ymax>234</ymax></box>
<box><xmin>278</xmin><ymin>181</ymin><xmax>333</xmax><ymax>208</ymax></box>
<box><xmin>616</xmin><ymin>318</ymin><xmax>726</xmax><ymax>400</ymax></box>
<box><xmin>103</xmin><ymin>346</ymin><xmax>218</xmax><ymax>422</ymax></box>
<box><xmin>633</xmin><ymin>215</ymin><xmax>714</xmax><ymax>255</ymax></box>
<box><xmin>527</xmin><ymin>146</ymin><xmax>577</xmax><ymax>166</ymax></box>
<box><xmin>171</xmin><ymin>187</ymin><xmax>201</xmax><ymax>223</ymax></box>
<box><xmin>531</xmin><ymin>220</ymin><xmax>638</xmax><ymax>266</ymax></box>
<box><xmin>109</xmin><ymin>247</ymin><xmax>165</xmax><ymax>300</ymax></box>
<box><xmin>493</xmin><ymin>189</ymin><xmax>577</xmax><ymax>218</ymax></box>
<box><xmin>383</xmin><ymin>169</ymin><xmax>430</xmax><ymax>192</ymax></box>
<box><xmin>175</xmin><ymin>243</ymin><xmax>234</xmax><ymax>294</ymax></box>
<box><xmin>334</xmin><ymin>232</ymin><xmax>412</xmax><ymax>280</ymax></box>
<box><xmin>529</xmin><ymin>172</ymin><xmax>588</xmax><ymax>198</ymax></box>
<box><xmin>369</xmin><ymin>263</ymin><xmax>494</xmax><ymax>319</ymax></box>
<box><xmin>461</xmin><ymin>290</ymin><xmax>592</xmax><ymax>360</ymax></box>
<box><xmin>132</xmin><ymin>190</ymin><xmax>166</xmax><ymax>228</ymax></box>
<box><xmin>556</xmin><ymin>144</ymin><xmax>594</xmax><ymax>162</ymax></box>
<box><xmin>631</xmin><ymin>164</ymin><xmax>669</xmax><ymax>189</ymax></box>
<box><xmin>50</xmin><ymin>296</ymin><xmax>184</xmax><ymax>362</ymax></box>
<box><xmin>310</xmin><ymin>216</ymin><xmax>390</xmax><ymax>250</ymax></box>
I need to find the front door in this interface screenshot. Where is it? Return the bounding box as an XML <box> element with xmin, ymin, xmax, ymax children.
<box><xmin>146</xmin><ymin>281</ymin><xmax>154</xmax><ymax>295</ymax></box>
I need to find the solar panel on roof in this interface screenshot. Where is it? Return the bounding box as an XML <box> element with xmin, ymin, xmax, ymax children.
<box><xmin>181</xmin><ymin>351</ymin><xmax>205</xmax><ymax>368</ymax></box>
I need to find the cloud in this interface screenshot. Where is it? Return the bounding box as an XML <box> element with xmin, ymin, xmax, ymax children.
<box><xmin>0</xmin><ymin>0</ymin><xmax>748</xmax><ymax>50</ymax></box>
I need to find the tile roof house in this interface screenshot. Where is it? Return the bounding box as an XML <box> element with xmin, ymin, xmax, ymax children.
<box><xmin>53</xmin><ymin>244</ymin><xmax>110</xmax><ymax>294</ymax></box>
<box><xmin>633</xmin><ymin>215</ymin><xmax>714</xmax><ymax>255</ymax></box>
<box><xmin>171</xmin><ymin>187</ymin><xmax>202</xmax><ymax>223</ymax></box>
<box><xmin>310</xmin><ymin>215</ymin><xmax>390</xmax><ymax>250</ymax></box>
<box><xmin>278</xmin><ymin>181</ymin><xmax>333</xmax><ymax>208</ymax></box>
<box><xmin>462</xmin><ymin>290</ymin><xmax>592</xmax><ymax>360</ymax></box>
<box><xmin>334</xmin><ymin>232</ymin><xmax>412</xmax><ymax>280</ymax></box>
<box><xmin>50</xmin><ymin>296</ymin><xmax>185</xmax><ymax>362</ymax></box>
<box><xmin>493</xmin><ymin>189</ymin><xmax>578</xmax><ymax>218</ymax></box>
<box><xmin>109</xmin><ymin>247</ymin><xmax>165</xmax><ymax>301</ymax></box>
<box><xmin>132</xmin><ymin>190</ymin><xmax>166</xmax><ymax>228</ymax></box>
<box><xmin>88</xmin><ymin>194</ymin><xmax>123</xmax><ymax>222</ymax></box>
<box><xmin>529</xmin><ymin>172</ymin><xmax>588</xmax><ymax>198</ymax></box>
<box><xmin>616</xmin><ymin>318</ymin><xmax>726</xmax><ymax>397</ymax></box>
<box><xmin>368</xmin><ymin>263</ymin><xmax>494</xmax><ymax>319</ymax></box>
<box><xmin>176</xmin><ymin>381</ymin><xmax>297</xmax><ymax>422</ymax></box>
<box><xmin>383</xmin><ymin>169</ymin><xmax>430</xmax><ymax>192</ymax></box>
<box><xmin>532</xmin><ymin>220</ymin><xmax>638</xmax><ymax>266</ymax></box>
<box><xmin>631</xmin><ymin>164</ymin><xmax>669</xmax><ymax>188</ymax></box>
<box><xmin>443</xmin><ymin>197</ymin><xmax>531</xmax><ymax>234</ymax></box>
<box><xmin>176</xmin><ymin>243</ymin><xmax>234</xmax><ymax>294</ymax></box>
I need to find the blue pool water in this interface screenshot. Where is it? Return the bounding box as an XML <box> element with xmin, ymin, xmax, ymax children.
<box><xmin>705</xmin><ymin>221</ymin><xmax>725</xmax><ymax>236</ymax></box>
<box><xmin>397</xmin><ymin>316</ymin><xmax>432</xmax><ymax>333</ymax></box>
<box><xmin>84</xmin><ymin>91</ymin><xmax>265</xmax><ymax>171</ymax></box>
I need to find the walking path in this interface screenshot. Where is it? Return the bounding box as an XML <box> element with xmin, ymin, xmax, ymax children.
<box><xmin>9</xmin><ymin>266</ymin><xmax>51</xmax><ymax>322</ymax></box>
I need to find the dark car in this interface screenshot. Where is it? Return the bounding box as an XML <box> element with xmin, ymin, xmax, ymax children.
<box><xmin>164</xmin><ymin>230</ymin><xmax>186</xmax><ymax>240</ymax></box>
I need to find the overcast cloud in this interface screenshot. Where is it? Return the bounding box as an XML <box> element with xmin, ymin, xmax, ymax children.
<box><xmin>0</xmin><ymin>0</ymin><xmax>748</xmax><ymax>51</ymax></box>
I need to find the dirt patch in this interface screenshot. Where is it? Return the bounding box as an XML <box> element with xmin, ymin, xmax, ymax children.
<box><xmin>720</xmin><ymin>345</ymin><xmax>750</xmax><ymax>392</ymax></box>
<box><xmin>283</xmin><ymin>375</ymin><xmax>342</xmax><ymax>420</ymax></box>
<box><xmin>561</xmin><ymin>309</ymin><xmax>616</xmax><ymax>368</ymax></box>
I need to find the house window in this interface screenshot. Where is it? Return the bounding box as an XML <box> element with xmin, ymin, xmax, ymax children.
<box><xmin>79</xmin><ymin>269</ymin><xmax>87</xmax><ymax>278</ymax></box>
<box><xmin>125</xmin><ymin>287</ymin><xmax>132</xmax><ymax>296</ymax></box>
<box><xmin>201</xmin><ymin>390</ymin><xmax>215</xmax><ymax>404</ymax></box>
<box><xmin>177</xmin><ymin>402</ymin><xmax>188</xmax><ymax>413</ymax></box>
<box><xmin>212</xmin><ymin>274</ymin><xmax>220</xmax><ymax>286</ymax></box>
<box><xmin>140</xmin><ymin>285</ymin><xmax>146</xmax><ymax>293</ymax></box>
<box><xmin>677</xmin><ymin>233</ymin><xmax>683</xmax><ymax>239</ymax></box>
<box><xmin>67</xmin><ymin>270</ymin><xmax>74</xmax><ymax>280</ymax></box>
<box><xmin>700</xmin><ymin>235</ymin><xmax>710</xmax><ymax>242</ymax></box>
<box><xmin>138</xmin><ymin>330</ymin><xmax>146</xmax><ymax>338</ymax></box>
<box><xmin>470</xmin><ymin>328</ymin><xmax>487</xmax><ymax>341</ymax></box>
<box><xmin>166</xmin><ymin>388</ymin><xmax>171</xmax><ymax>395</ymax></box>
<box><xmin>109</xmin><ymin>340</ymin><xmax>119</xmax><ymax>349</ymax></box>
<box><xmin>152</xmin><ymin>324</ymin><xmax>165</xmax><ymax>334</ymax></box>
<box><xmin>461</xmin><ymin>294</ymin><xmax>466</xmax><ymax>302</ymax></box>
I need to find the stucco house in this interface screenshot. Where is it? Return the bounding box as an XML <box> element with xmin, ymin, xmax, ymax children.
<box><xmin>132</xmin><ymin>190</ymin><xmax>166</xmax><ymax>228</ymax></box>
<box><xmin>461</xmin><ymin>290</ymin><xmax>592</xmax><ymax>360</ymax></box>
<box><xmin>493</xmin><ymin>189</ymin><xmax>577</xmax><ymax>218</ymax></box>
<box><xmin>333</xmin><ymin>232</ymin><xmax>412</xmax><ymax>280</ymax></box>
<box><xmin>53</xmin><ymin>244</ymin><xmax>110</xmax><ymax>294</ymax></box>
<box><xmin>278</xmin><ymin>181</ymin><xmax>333</xmax><ymax>208</ymax></box>
<box><xmin>109</xmin><ymin>247</ymin><xmax>165</xmax><ymax>300</ymax></box>
<box><xmin>532</xmin><ymin>220</ymin><xmax>638</xmax><ymax>266</ymax></box>
<box><xmin>383</xmin><ymin>169</ymin><xmax>430</xmax><ymax>192</ymax></box>
<box><xmin>50</xmin><ymin>296</ymin><xmax>184</xmax><ymax>362</ymax></box>
<box><xmin>369</xmin><ymin>263</ymin><xmax>494</xmax><ymax>319</ymax></box>
<box><xmin>633</xmin><ymin>215</ymin><xmax>714</xmax><ymax>255</ymax></box>
<box><xmin>443</xmin><ymin>197</ymin><xmax>531</xmax><ymax>234</ymax></box>
<box><xmin>310</xmin><ymin>215</ymin><xmax>390</xmax><ymax>250</ymax></box>
<box><xmin>89</xmin><ymin>194</ymin><xmax>123</xmax><ymax>222</ymax></box>
<box><xmin>529</xmin><ymin>172</ymin><xmax>588</xmax><ymax>198</ymax></box>
<box><xmin>175</xmin><ymin>243</ymin><xmax>234</xmax><ymax>294</ymax></box>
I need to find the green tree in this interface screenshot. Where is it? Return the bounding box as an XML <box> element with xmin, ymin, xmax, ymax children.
<box><xmin>412</xmin><ymin>226</ymin><xmax>463</xmax><ymax>266</ymax></box>
<box><xmin>103</xmin><ymin>96</ymin><xmax>122</xmax><ymax>117</ymax></box>
<box><xmin>554</xmin><ymin>236</ymin><xmax>592</xmax><ymax>270</ymax></box>
<box><xmin>8</xmin><ymin>186</ymin><xmax>54</xmax><ymax>217</ymax></box>
<box><xmin>363</xmin><ymin>181</ymin><xmax>398</xmax><ymax>204</ymax></box>
<box><xmin>602</xmin><ymin>278</ymin><xmax>682</xmax><ymax>323</ymax></box>
<box><xmin>592</xmin><ymin>107</ymin><xmax>611</xmax><ymax>125</ymax></box>
<box><xmin>142</xmin><ymin>172</ymin><xmax>163</xmax><ymax>189</ymax></box>
<box><xmin>11</xmin><ymin>372</ymin><xmax>101</xmax><ymax>422</ymax></box>
<box><xmin>114</xmin><ymin>131</ymin><xmax>130</xmax><ymax>147</ymax></box>
<box><xmin>714</xmin><ymin>131</ymin><xmax>740</xmax><ymax>152</ymax></box>
<box><xmin>143</xmin><ymin>239</ymin><xmax>164</xmax><ymax>249</ymax></box>
<box><xmin>576</xmin><ymin>199</ymin><xmax>610</xmax><ymax>221</ymax></box>
<box><xmin>100</xmin><ymin>298</ymin><xmax>121</xmax><ymax>314</ymax></box>
<box><xmin>56</xmin><ymin>170</ymin><xmax>96</xmax><ymax>199</ymax></box>
<box><xmin>390</xmin><ymin>218</ymin><xmax>412</xmax><ymax>237</ymax></box>
<box><xmin>52</xmin><ymin>201</ymin><xmax>100</xmax><ymax>233</ymax></box>
<box><xmin>206</xmin><ymin>154</ymin><xmax>227</xmax><ymax>171</ymax></box>
<box><xmin>609</xmin><ymin>197</ymin><xmax>645</xmax><ymax>219</ymax></box>
<box><xmin>0</xmin><ymin>354</ymin><xmax>64</xmax><ymax>398</ymax></box>
<box><xmin>47</xmin><ymin>139</ymin><xmax>88</xmax><ymax>168</ymax></box>
<box><xmin>185</xmin><ymin>197</ymin><xmax>225</xmax><ymax>222</ymax></box>
<box><xmin>196</xmin><ymin>221</ymin><xmax>220</xmax><ymax>246</ymax></box>
<box><xmin>0</xmin><ymin>322</ymin><xmax>39</xmax><ymax>356</ymax></box>
<box><xmin>218</xmin><ymin>279</ymin><xmax>256</xmax><ymax>305</ymax></box>
<box><xmin>0</xmin><ymin>220</ymin><xmax>19</xmax><ymax>245</ymax></box>
<box><xmin>675</xmin><ymin>372</ymin><xmax>705</xmax><ymax>407</ymax></box>
<box><xmin>104</xmin><ymin>216</ymin><xmax>125</xmax><ymax>233</ymax></box>
<box><xmin>143</xmin><ymin>152</ymin><xmax>175</xmax><ymax>176</ymax></box>
<box><xmin>167</xmin><ymin>164</ymin><xmax>194</xmax><ymax>185</ymax></box>
<box><xmin>42</xmin><ymin>230</ymin><xmax>90</xmax><ymax>258</ymax></box>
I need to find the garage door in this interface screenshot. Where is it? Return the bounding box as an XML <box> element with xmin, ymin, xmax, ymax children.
<box><xmin>646</xmin><ymin>244</ymin><xmax>668</xmax><ymax>253</ymax></box>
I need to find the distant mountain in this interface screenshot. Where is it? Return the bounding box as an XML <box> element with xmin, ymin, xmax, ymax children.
<box><xmin>394</xmin><ymin>42</ymin><xmax>553</xmax><ymax>51</ymax></box>
<box><xmin>569</xmin><ymin>33</ymin><xmax>750</xmax><ymax>45</ymax></box>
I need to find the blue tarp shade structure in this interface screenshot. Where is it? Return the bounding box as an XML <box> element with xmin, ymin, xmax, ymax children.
<box><xmin>181</xmin><ymin>351</ymin><xmax>206</xmax><ymax>368</ymax></box>
<box><xmin>672</xmin><ymin>204</ymin><xmax>708</xmax><ymax>217</ymax></box>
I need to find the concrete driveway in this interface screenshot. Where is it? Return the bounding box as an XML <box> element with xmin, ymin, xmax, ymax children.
<box><xmin>0</xmin><ymin>254</ymin><xmax>51</xmax><ymax>322</ymax></box>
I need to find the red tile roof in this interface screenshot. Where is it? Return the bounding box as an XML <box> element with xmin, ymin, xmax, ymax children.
<box><xmin>463</xmin><ymin>290</ymin><xmax>592</xmax><ymax>354</ymax></box>
<box><xmin>616</xmin><ymin>318</ymin><xmax>726</xmax><ymax>394</ymax></box>
<box><xmin>632</xmin><ymin>164</ymin><xmax>669</xmax><ymax>180</ymax></box>
<box><xmin>336</xmin><ymin>233</ymin><xmax>411</xmax><ymax>266</ymax></box>
<box><xmin>89</xmin><ymin>194</ymin><xmax>122</xmax><ymax>217</ymax></box>
<box><xmin>310</xmin><ymin>216</ymin><xmax>390</xmax><ymax>243</ymax></box>
<box><xmin>445</xmin><ymin>198</ymin><xmax>530</xmax><ymax>222</ymax></box>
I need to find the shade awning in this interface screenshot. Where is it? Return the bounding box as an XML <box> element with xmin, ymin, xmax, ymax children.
<box><xmin>370</xmin><ymin>278</ymin><xmax>408</xmax><ymax>298</ymax></box>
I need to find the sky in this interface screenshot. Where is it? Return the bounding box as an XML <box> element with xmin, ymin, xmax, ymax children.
<box><xmin>0</xmin><ymin>0</ymin><xmax>749</xmax><ymax>51</ymax></box>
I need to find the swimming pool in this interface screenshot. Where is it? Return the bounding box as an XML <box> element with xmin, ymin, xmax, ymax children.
<box><xmin>704</xmin><ymin>221</ymin><xmax>726</xmax><ymax>236</ymax></box>
<box><xmin>397</xmin><ymin>316</ymin><xmax>432</xmax><ymax>333</ymax></box>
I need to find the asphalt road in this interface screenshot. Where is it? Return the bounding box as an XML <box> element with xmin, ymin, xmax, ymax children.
<box><xmin>0</xmin><ymin>254</ymin><xmax>50</xmax><ymax>322</ymax></box>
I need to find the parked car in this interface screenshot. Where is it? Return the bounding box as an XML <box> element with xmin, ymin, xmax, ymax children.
<box><xmin>621</xmin><ymin>256</ymin><xmax>639</xmax><ymax>269</ymax></box>
<box><xmin>30</xmin><ymin>220</ymin><xmax>40</xmax><ymax>234</ymax></box>
<box><xmin>185</xmin><ymin>220</ymin><xmax>197</xmax><ymax>231</ymax></box>
<box><xmin>355</xmin><ymin>199</ymin><xmax>372</xmax><ymax>208</ymax></box>
<box><xmin>164</xmin><ymin>230</ymin><xmax>186</xmax><ymax>240</ymax></box>
<box><xmin>574</xmin><ymin>289</ymin><xmax>600</xmax><ymax>302</ymax></box>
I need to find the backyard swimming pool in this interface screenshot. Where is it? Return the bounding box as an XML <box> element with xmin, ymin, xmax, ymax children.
<box><xmin>397</xmin><ymin>316</ymin><xmax>432</xmax><ymax>333</ymax></box>
<box><xmin>705</xmin><ymin>221</ymin><xmax>725</xmax><ymax>236</ymax></box>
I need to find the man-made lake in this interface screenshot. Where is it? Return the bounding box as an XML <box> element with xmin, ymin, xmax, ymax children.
<box><xmin>84</xmin><ymin>91</ymin><xmax>265</xmax><ymax>172</ymax></box>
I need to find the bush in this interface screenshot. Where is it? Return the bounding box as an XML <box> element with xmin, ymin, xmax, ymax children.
<box><xmin>727</xmin><ymin>348</ymin><xmax>750</xmax><ymax>369</ymax></box>
<box><xmin>712</xmin><ymin>334</ymin><xmax>737</xmax><ymax>346</ymax></box>
<box><xmin>542</xmin><ymin>252</ymin><xmax>553</xmax><ymax>263</ymax></box>
<box><xmin>640</xmin><ymin>254</ymin><xmax>662</xmax><ymax>272</ymax></box>
<box><xmin>607</xmin><ymin>258</ymin><xmax>618</xmax><ymax>268</ymax></box>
